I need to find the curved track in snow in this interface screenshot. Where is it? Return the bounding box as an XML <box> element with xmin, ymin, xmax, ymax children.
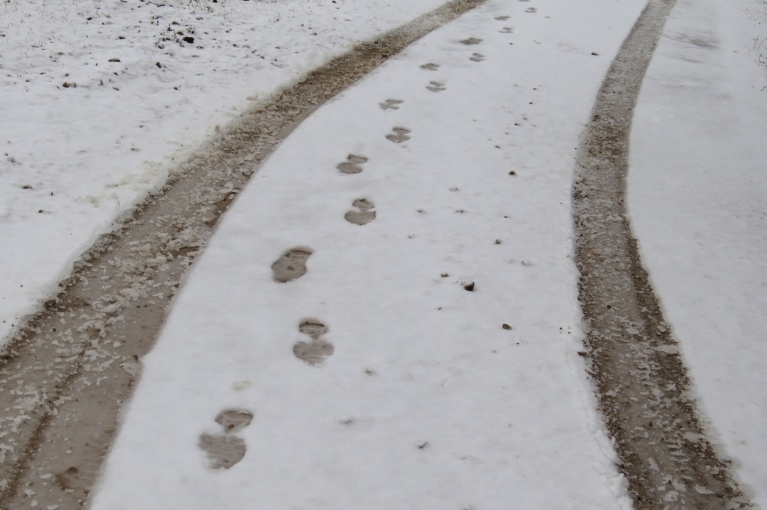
<box><xmin>573</xmin><ymin>0</ymin><xmax>752</xmax><ymax>508</ymax></box>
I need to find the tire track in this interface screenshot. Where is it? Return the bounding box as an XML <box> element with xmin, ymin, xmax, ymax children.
<box><xmin>0</xmin><ymin>1</ymin><xmax>484</xmax><ymax>507</ymax></box>
<box><xmin>573</xmin><ymin>0</ymin><xmax>752</xmax><ymax>508</ymax></box>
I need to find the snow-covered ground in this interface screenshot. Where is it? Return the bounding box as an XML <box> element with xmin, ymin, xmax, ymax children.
<box><xmin>89</xmin><ymin>0</ymin><xmax>647</xmax><ymax>507</ymax></box>
<box><xmin>0</xmin><ymin>0</ymin><xmax>452</xmax><ymax>343</ymax></box>
<box><xmin>629</xmin><ymin>0</ymin><xmax>767</xmax><ymax>505</ymax></box>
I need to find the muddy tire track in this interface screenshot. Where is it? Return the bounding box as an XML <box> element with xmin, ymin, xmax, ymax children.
<box><xmin>0</xmin><ymin>1</ymin><xmax>485</xmax><ymax>507</ymax></box>
<box><xmin>573</xmin><ymin>0</ymin><xmax>752</xmax><ymax>508</ymax></box>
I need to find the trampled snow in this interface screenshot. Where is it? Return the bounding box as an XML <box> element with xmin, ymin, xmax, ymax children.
<box><xmin>0</xmin><ymin>0</ymin><xmax>449</xmax><ymax>343</ymax></box>
<box><xmin>629</xmin><ymin>0</ymin><xmax>767</xmax><ymax>505</ymax></box>
<box><xmin>89</xmin><ymin>0</ymin><xmax>646</xmax><ymax>508</ymax></box>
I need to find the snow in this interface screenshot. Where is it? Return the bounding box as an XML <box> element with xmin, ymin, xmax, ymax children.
<box><xmin>89</xmin><ymin>0</ymin><xmax>646</xmax><ymax>507</ymax></box>
<box><xmin>628</xmin><ymin>0</ymin><xmax>767</xmax><ymax>505</ymax></box>
<box><xmin>0</xmin><ymin>0</ymin><xmax>451</xmax><ymax>343</ymax></box>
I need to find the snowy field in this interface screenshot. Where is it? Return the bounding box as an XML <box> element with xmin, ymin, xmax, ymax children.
<box><xmin>629</xmin><ymin>0</ymin><xmax>767</xmax><ymax>505</ymax></box>
<box><xmin>89</xmin><ymin>0</ymin><xmax>647</xmax><ymax>507</ymax></box>
<box><xmin>0</xmin><ymin>0</ymin><xmax>450</xmax><ymax>343</ymax></box>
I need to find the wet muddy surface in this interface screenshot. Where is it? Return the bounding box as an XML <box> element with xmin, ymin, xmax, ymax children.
<box><xmin>426</xmin><ymin>80</ymin><xmax>447</xmax><ymax>92</ymax></box>
<box><xmin>336</xmin><ymin>154</ymin><xmax>369</xmax><ymax>174</ymax></box>
<box><xmin>386</xmin><ymin>126</ymin><xmax>412</xmax><ymax>143</ymax></box>
<box><xmin>573</xmin><ymin>0</ymin><xmax>751</xmax><ymax>508</ymax></box>
<box><xmin>293</xmin><ymin>318</ymin><xmax>333</xmax><ymax>365</ymax></box>
<box><xmin>272</xmin><ymin>247</ymin><xmax>313</xmax><ymax>283</ymax></box>
<box><xmin>379</xmin><ymin>98</ymin><xmax>404</xmax><ymax>110</ymax></box>
<box><xmin>0</xmin><ymin>0</ymin><xmax>486</xmax><ymax>507</ymax></box>
<box><xmin>199</xmin><ymin>409</ymin><xmax>254</xmax><ymax>471</ymax></box>
<box><xmin>344</xmin><ymin>198</ymin><xmax>377</xmax><ymax>226</ymax></box>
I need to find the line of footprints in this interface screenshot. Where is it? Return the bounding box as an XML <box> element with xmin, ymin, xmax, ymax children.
<box><xmin>199</xmin><ymin>14</ymin><xmax>515</xmax><ymax>471</ymax></box>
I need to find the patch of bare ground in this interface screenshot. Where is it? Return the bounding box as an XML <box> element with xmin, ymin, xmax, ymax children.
<box><xmin>573</xmin><ymin>0</ymin><xmax>752</xmax><ymax>508</ymax></box>
<box><xmin>0</xmin><ymin>0</ymin><xmax>485</xmax><ymax>507</ymax></box>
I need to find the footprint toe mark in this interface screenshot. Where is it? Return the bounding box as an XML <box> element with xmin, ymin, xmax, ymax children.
<box><xmin>420</xmin><ymin>62</ymin><xmax>440</xmax><ymax>71</ymax></box>
<box><xmin>460</xmin><ymin>37</ymin><xmax>483</xmax><ymax>45</ymax></box>
<box><xmin>470</xmin><ymin>53</ymin><xmax>485</xmax><ymax>62</ymax></box>
<box><xmin>272</xmin><ymin>247</ymin><xmax>313</xmax><ymax>283</ymax></box>
<box><xmin>345</xmin><ymin>198</ymin><xmax>376</xmax><ymax>225</ymax></box>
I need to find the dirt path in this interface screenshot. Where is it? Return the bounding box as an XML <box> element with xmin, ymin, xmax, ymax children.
<box><xmin>573</xmin><ymin>0</ymin><xmax>752</xmax><ymax>508</ymax></box>
<box><xmin>0</xmin><ymin>1</ymin><xmax>484</xmax><ymax>507</ymax></box>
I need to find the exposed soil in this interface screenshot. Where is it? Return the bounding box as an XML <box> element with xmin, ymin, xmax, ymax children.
<box><xmin>0</xmin><ymin>0</ymin><xmax>485</xmax><ymax>508</ymax></box>
<box><xmin>573</xmin><ymin>0</ymin><xmax>752</xmax><ymax>508</ymax></box>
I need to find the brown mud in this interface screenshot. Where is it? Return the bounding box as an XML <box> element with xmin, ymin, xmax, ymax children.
<box><xmin>344</xmin><ymin>198</ymin><xmax>377</xmax><ymax>226</ymax></box>
<box><xmin>573</xmin><ymin>0</ymin><xmax>752</xmax><ymax>508</ymax></box>
<box><xmin>0</xmin><ymin>0</ymin><xmax>485</xmax><ymax>507</ymax></box>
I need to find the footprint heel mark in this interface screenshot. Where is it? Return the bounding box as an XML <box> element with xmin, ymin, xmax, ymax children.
<box><xmin>495</xmin><ymin>15</ymin><xmax>510</xmax><ymax>20</ymax></box>
<box><xmin>420</xmin><ymin>62</ymin><xmax>440</xmax><ymax>71</ymax></box>
<box><xmin>460</xmin><ymin>37</ymin><xmax>483</xmax><ymax>45</ymax></box>
<box><xmin>426</xmin><ymin>81</ymin><xmax>446</xmax><ymax>92</ymax></box>
<box><xmin>198</xmin><ymin>409</ymin><xmax>255</xmax><ymax>470</ymax></box>
<box><xmin>386</xmin><ymin>127</ymin><xmax>411</xmax><ymax>143</ymax></box>
<box><xmin>499</xmin><ymin>27</ymin><xmax>514</xmax><ymax>33</ymax></box>
<box><xmin>380</xmin><ymin>98</ymin><xmax>404</xmax><ymax>111</ymax></box>
<box><xmin>337</xmin><ymin>154</ymin><xmax>368</xmax><ymax>174</ymax></box>
<box><xmin>470</xmin><ymin>53</ymin><xmax>485</xmax><ymax>62</ymax></box>
<box><xmin>345</xmin><ymin>198</ymin><xmax>376</xmax><ymax>226</ymax></box>
<box><xmin>272</xmin><ymin>247</ymin><xmax>313</xmax><ymax>282</ymax></box>
<box><xmin>525</xmin><ymin>7</ymin><xmax>537</xmax><ymax>13</ymax></box>
<box><xmin>293</xmin><ymin>318</ymin><xmax>334</xmax><ymax>365</ymax></box>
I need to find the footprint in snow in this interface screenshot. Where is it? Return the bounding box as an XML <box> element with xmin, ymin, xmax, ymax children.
<box><xmin>426</xmin><ymin>81</ymin><xmax>446</xmax><ymax>92</ymax></box>
<box><xmin>345</xmin><ymin>198</ymin><xmax>376</xmax><ymax>225</ymax></box>
<box><xmin>272</xmin><ymin>247</ymin><xmax>313</xmax><ymax>282</ymax></box>
<box><xmin>526</xmin><ymin>7</ymin><xmax>537</xmax><ymax>13</ymax></box>
<box><xmin>421</xmin><ymin>62</ymin><xmax>440</xmax><ymax>71</ymax></box>
<box><xmin>470</xmin><ymin>53</ymin><xmax>485</xmax><ymax>62</ymax></box>
<box><xmin>386</xmin><ymin>127</ymin><xmax>411</xmax><ymax>143</ymax></box>
<box><xmin>500</xmin><ymin>27</ymin><xmax>514</xmax><ymax>33</ymax></box>
<box><xmin>198</xmin><ymin>409</ymin><xmax>254</xmax><ymax>470</ymax></box>
<box><xmin>495</xmin><ymin>15</ymin><xmax>510</xmax><ymax>20</ymax></box>
<box><xmin>294</xmin><ymin>318</ymin><xmax>334</xmax><ymax>365</ymax></box>
<box><xmin>380</xmin><ymin>98</ymin><xmax>404</xmax><ymax>110</ymax></box>
<box><xmin>337</xmin><ymin>154</ymin><xmax>368</xmax><ymax>174</ymax></box>
<box><xmin>460</xmin><ymin>37</ymin><xmax>482</xmax><ymax>45</ymax></box>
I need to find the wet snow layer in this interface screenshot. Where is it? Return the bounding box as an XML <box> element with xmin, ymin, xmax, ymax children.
<box><xmin>629</xmin><ymin>0</ymin><xmax>767</xmax><ymax>506</ymax></box>
<box><xmin>0</xmin><ymin>0</ymin><xmax>450</xmax><ymax>344</ymax></box>
<box><xmin>90</xmin><ymin>0</ymin><xmax>645</xmax><ymax>508</ymax></box>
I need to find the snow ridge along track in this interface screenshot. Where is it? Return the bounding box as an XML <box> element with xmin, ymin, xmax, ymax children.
<box><xmin>573</xmin><ymin>0</ymin><xmax>752</xmax><ymax>508</ymax></box>
<box><xmin>0</xmin><ymin>0</ymin><xmax>484</xmax><ymax>507</ymax></box>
